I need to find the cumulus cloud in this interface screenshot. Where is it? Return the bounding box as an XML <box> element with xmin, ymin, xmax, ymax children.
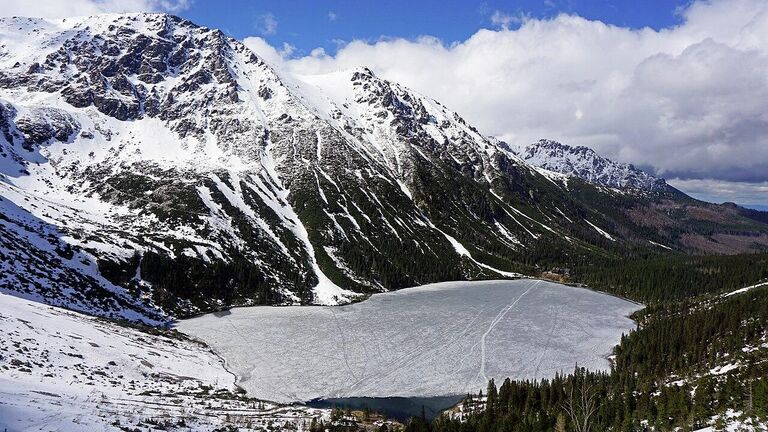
<box><xmin>0</xmin><ymin>0</ymin><xmax>191</xmax><ymax>18</ymax></box>
<box><xmin>270</xmin><ymin>0</ymin><xmax>768</xmax><ymax>203</ymax></box>
<box><xmin>490</xmin><ymin>10</ymin><xmax>528</xmax><ymax>29</ymax></box>
<box><xmin>242</xmin><ymin>37</ymin><xmax>296</xmax><ymax>68</ymax></box>
<box><xmin>256</xmin><ymin>13</ymin><xmax>278</xmax><ymax>36</ymax></box>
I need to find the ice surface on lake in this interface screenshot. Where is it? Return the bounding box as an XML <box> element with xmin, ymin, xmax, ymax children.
<box><xmin>178</xmin><ymin>280</ymin><xmax>642</xmax><ymax>403</ymax></box>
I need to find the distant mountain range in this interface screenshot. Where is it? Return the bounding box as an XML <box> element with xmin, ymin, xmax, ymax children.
<box><xmin>516</xmin><ymin>139</ymin><xmax>671</xmax><ymax>192</ymax></box>
<box><xmin>1</xmin><ymin>13</ymin><xmax>767</xmax><ymax>323</ymax></box>
<box><xmin>745</xmin><ymin>204</ymin><xmax>768</xmax><ymax>212</ymax></box>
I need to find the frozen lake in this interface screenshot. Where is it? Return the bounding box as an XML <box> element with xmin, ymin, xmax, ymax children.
<box><xmin>177</xmin><ymin>279</ymin><xmax>641</xmax><ymax>403</ymax></box>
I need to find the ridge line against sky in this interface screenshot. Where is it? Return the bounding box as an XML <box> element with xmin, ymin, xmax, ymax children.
<box><xmin>2</xmin><ymin>0</ymin><xmax>767</xmax><ymax>207</ymax></box>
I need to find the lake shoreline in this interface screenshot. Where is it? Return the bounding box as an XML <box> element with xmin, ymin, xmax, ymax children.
<box><xmin>177</xmin><ymin>279</ymin><xmax>641</xmax><ymax>406</ymax></box>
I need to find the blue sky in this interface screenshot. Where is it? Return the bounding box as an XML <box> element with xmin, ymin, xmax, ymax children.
<box><xmin>180</xmin><ymin>0</ymin><xmax>692</xmax><ymax>57</ymax></box>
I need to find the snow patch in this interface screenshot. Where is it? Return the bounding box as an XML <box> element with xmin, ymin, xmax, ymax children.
<box><xmin>649</xmin><ymin>240</ymin><xmax>672</xmax><ymax>250</ymax></box>
<box><xmin>585</xmin><ymin>219</ymin><xmax>616</xmax><ymax>241</ymax></box>
<box><xmin>724</xmin><ymin>281</ymin><xmax>768</xmax><ymax>297</ymax></box>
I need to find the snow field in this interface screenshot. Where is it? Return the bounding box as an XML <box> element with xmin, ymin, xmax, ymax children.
<box><xmin>0</xmin><ymin>293</ymin><xmax>330</xmax><ymax>431</ymax></box>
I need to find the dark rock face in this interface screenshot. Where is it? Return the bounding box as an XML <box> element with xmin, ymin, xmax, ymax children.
<box><xmin>2</xmin><ymin>14</ymin><xmax>246</xmax><ymax>141</ymax></box>
<box><xmin>16</xmin><ymin>109</ymin><xmax>79</xmax><ymax>148</ymax></box>
<box><xmin>0</xmin><ymin>101</ymin><xmax>17</xmax><ymax>144</ymax></box>
<box><xmin>0</xmin><ymin>104</ymin><xmax>79</xmax><ymax>150</ymax></box>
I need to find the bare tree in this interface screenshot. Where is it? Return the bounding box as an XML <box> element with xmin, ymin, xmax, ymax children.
<box><xmin>554</xmin><ymin>413</ymin><xmax>567</xmax><ymax>432</ymax></box>
<box><xmin>745</xmin><ymin>380</ymin><xmax>754</xmax><ymax>416</ymax></box>
<box><xmin>562</xmin><ymin>376</ymin><xmax>599</xmax><ymax>432</ymax></box>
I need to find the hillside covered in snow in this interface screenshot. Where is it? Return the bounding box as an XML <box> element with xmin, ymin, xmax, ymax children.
<box><xmin>0</xmin><ymin>292</ymin><xmax>332</xmax><ymax>431</ymax></box>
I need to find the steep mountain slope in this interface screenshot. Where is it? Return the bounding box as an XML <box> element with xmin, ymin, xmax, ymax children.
<box><xmin>0</xmin><ymin>13</ymin><xmax>367</xmax><ymax>320</ymax></box>
<box><xmin>1</xmin><ymin>13</ymin><xmax>767</xmax><ymax>322</ymax></box>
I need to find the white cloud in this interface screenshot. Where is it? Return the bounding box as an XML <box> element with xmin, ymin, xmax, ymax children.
<box><xmin>279</xmin><ymin>42</ymin><xmax>296</xmax><ymax>58</ymax></box>
<box><xmin>0</xmin><ymin>0</ymin><xmax>191</xmax><ymax>18</ymax></box>
<box><xmin>668</xmin><ymin>178</ymin><xmax>768</xmax><ymax>205</ymax></box>
<box><xmin>309</xmin><ymin>47</ymin><xmax>327</xmax><ymax>58</ymax></box>
<box><xmin>328</xmin><ymin>11</ymin><xmax>337</xmax><ymax>22</ymax></box>
<box><xmin>256</xmin><ymin>13</ymin><xmax>278</xmax><ymax>36</ymax></box>
<box><xmin>490</xmin><ymin>10</ymin><xmax>528</xmax><ymax>29</ymax></box>
<box><xmin>243</xmin><ymin>37</ymin><xmax>281</xmax><ymax>66</ymax></box>
<box><xmin>242</xmin><ymin>37</ymin><xmax>295</xmax><ymax>68</ymax></box>
<box><xmin>279</xmin><ymin>0</ymin><xmax>768</xmax><ymax>197</ymax></box>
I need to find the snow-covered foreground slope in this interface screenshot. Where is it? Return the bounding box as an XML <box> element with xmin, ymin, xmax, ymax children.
<box><xmin>178</xmin><ymin>280</ymin><xmax>641</xmax><ymax>403</ymax></box>
<box><xmin>0</xmin><ymin>293</ymin><xmax>330</xmax><ymax>431</ymax></box>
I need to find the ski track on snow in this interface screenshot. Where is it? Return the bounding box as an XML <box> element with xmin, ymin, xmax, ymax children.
<box><xmin>477</xmin><ymin>280</ymin><xmax>540</xmax><ymax>383</ymax></box>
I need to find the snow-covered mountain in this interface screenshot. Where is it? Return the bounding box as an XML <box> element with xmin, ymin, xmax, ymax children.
<box><xmin>0</xmin><ymin>13</ymin><xmax>525</xmax><ymax>320</ymax></box>
<box><xmin>1</xmin><ymin>13</ymin><xmax>766</xmax><ymax>323</ymax></box>
<box><xmin>517</xmin><ymin>139</ymin><xmax>671</xmax><ymax>192</ymax></box>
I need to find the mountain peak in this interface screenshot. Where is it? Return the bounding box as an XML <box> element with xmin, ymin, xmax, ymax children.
<box><xmin>518</xmin><ymin>139</ymin><xmax>671</xmax><ymax>192</ymax></box>
<box><xmin>350</xmin><ymin>66</ymin><xmax>376</xmax><ymax>78</ymax></box>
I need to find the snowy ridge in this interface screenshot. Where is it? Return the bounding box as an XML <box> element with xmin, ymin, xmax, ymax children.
<box><xmin>517</xmin><ymin>139</ymin><xmax>671</xmax><ymax>192</ymax></box>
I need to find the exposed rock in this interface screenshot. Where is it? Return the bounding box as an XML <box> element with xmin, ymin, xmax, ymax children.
<box><xmin>15</xmin><ymin>108</ymin><xmax>79</xmax><ymax>149</ymax></box>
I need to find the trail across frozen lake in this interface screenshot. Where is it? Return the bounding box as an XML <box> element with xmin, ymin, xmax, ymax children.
<box><xmin>177</xmin><ymin>280</ymin><xmax>641</xmax><ymax>403</ymax></box>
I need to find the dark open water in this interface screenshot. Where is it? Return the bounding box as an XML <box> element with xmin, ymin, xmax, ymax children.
<box><xmin>306</xmin><ymin>395</ymin><xmax>464</xmax><ymax>421</ymax></box>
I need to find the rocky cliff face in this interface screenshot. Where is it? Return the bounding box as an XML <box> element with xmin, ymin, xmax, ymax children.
<box><xmin>1</xmin><ymin>13</ymin><xmax>766</xmax><ymax>323</ymax></box>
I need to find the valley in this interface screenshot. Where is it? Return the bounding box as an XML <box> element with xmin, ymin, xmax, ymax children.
<box><xmin>0</xmin><ymin>8</ymin><xmax>766</xmax><ymax>432</ymax></box>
